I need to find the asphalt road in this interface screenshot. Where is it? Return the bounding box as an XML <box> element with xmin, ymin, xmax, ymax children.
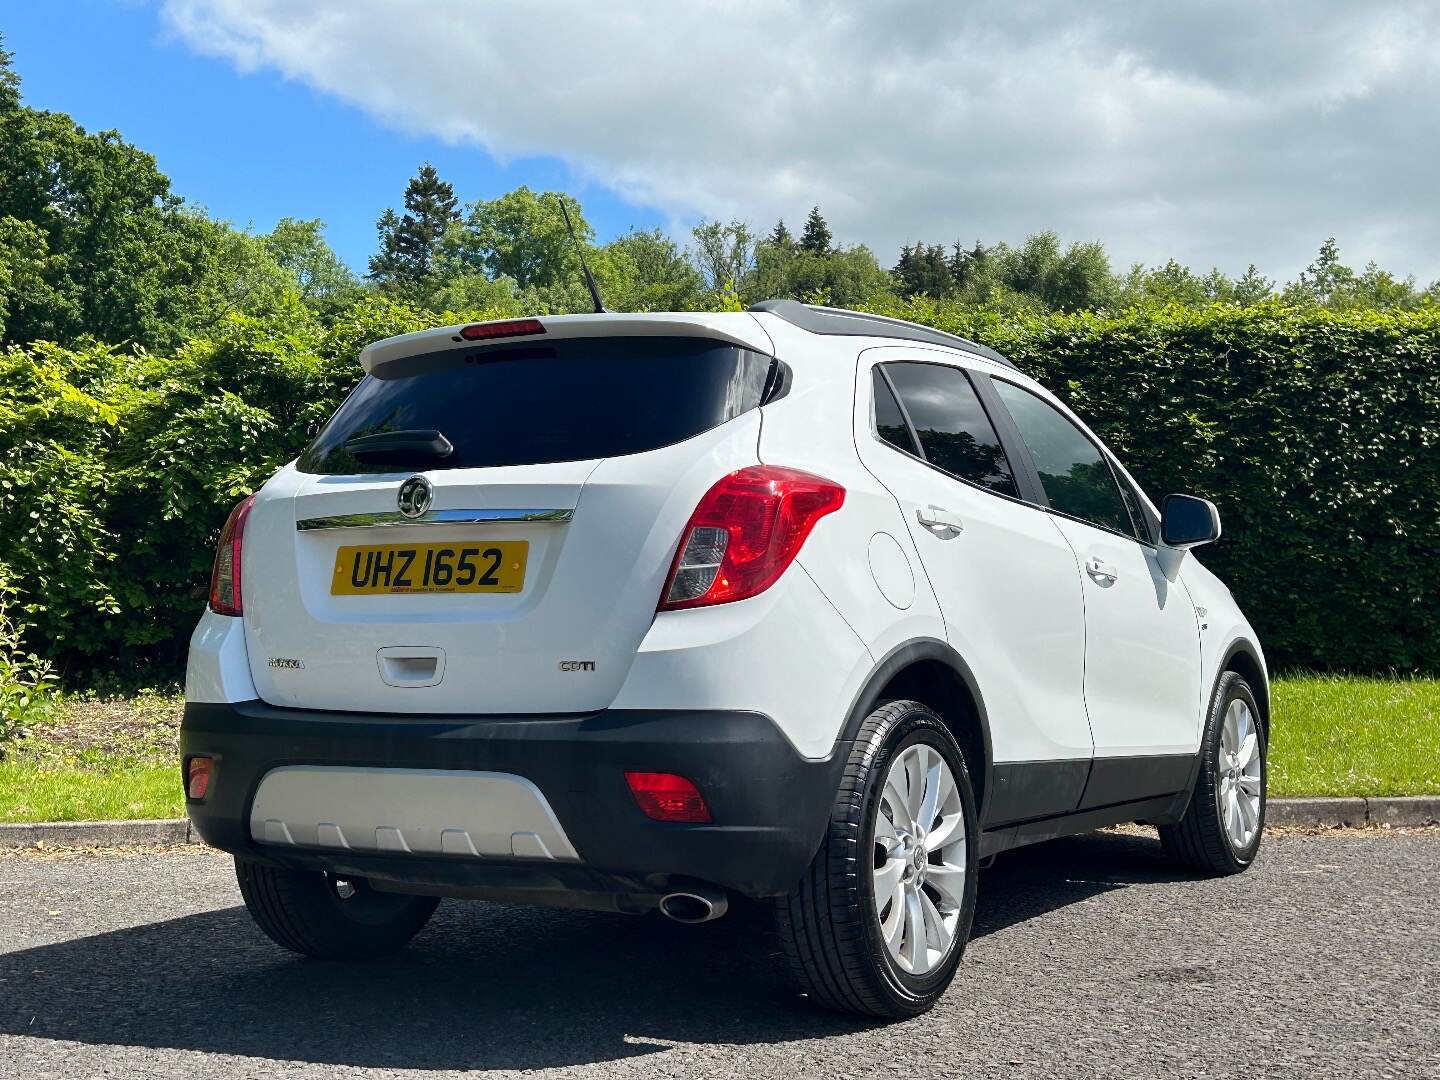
<box><xmin>1</xmin><ymin>830</ymin><xmax>1436</xmax><ymax>1079</ymax></box>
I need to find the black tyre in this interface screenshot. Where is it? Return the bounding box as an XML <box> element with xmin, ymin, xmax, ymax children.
<box><xmin>776</xmin><ymin>700</ymin><xmax>979</xmax><ymax>1019</ymax></box>
<box><xmin>235</xmin><ymin>857</ymin><xmax>440</xmax><ymax>960</ymax></box>
<box><xmin>1159</xmin><ymin>671</ymin><xmax>1267</xmax><ymax>875</ymax></box>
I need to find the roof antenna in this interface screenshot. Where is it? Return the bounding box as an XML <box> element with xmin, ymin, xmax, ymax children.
<box><xmin>558</xmin><ymin>196</ymin><xmax>607</xmax><ymax>313</ymax></box>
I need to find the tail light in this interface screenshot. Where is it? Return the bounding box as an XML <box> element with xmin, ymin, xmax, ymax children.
<box><xmin>208</xmin><ymin>494</ymin><xmax>255</xmax><ymax>616</ymax></box>
<box><xmin>624</xmin><ymin>771</ymin><xmax>712</xmax><ymax>823</ymax></box>
<box><xmin>659</xmin><ymin>466</ymin><xmax>845</xmax><ymax>611</ymax></box>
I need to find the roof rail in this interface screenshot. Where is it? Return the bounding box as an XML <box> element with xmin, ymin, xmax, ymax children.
<box><xmin>748</xmin><ymin>298</ymin><xmax>1017</xmax><ymax>371</ymax></box>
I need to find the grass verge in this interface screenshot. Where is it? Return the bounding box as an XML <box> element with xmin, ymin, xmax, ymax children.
<box><xmin>1268</xmin><ymin>674</ymin><xmax>1440</xmax><ymax>798</ymax></box>
<box><xmin>0</xmin><ymin>692</ymin><xmax>183</xmax><ymax>822</ymax></box>
<box><xmin>0</xmin><ymin>676</ymin><xmax>1436</xmax><ymax>822</ymax></box>
<box><xmin>0</xmin><ymin>756</ymin><xmax>179</xmax><ymax>822</ymax></box>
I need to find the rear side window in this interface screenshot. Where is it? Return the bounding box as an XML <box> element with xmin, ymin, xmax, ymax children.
<box><xmin>990</xmin><ymin>379</ymin><xmax>1138</xmax><ymax>538</ymax></box>
<box><xmin>872</xmin><ymin>369</ymin><xmax>921</xmax><ymax>455</ymax></box>
<box><xmin>880</xmin><ymin>362</ymin><xmax>1018</xmax><ymax>498</ymax></box>
<box><xmin>299</xmin><ymin>337</ymin><xmax>774</xmax><ymax>474</ymax></box>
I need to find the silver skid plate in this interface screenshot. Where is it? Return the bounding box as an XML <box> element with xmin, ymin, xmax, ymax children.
<box><xmin>248</xmin><ymin>766</ymin><xmax>580</xmax><ymax>861</ymax></box>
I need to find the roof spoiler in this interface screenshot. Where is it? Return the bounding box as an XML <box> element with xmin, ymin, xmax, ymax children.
<box><xmin>359</xmin><ymin>312</ymin><xmax>776</xmax><ymax>376</ymax></box>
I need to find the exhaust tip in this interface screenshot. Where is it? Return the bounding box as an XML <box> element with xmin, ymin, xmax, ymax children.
<box><xmin>659</xmin><ymin>889</ymin><xmax>728</xmax><ymax>924</ymax></box>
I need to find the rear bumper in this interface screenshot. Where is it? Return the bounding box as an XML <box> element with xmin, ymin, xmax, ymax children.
<box><xmin>181</xmin><ymin>700</ymin><xmax>841</xmax><ymax>899</ymax></box>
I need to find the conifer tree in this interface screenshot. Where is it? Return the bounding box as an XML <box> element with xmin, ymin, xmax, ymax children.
<box><xmin>369</xmin><ymin>163</ymin><xmax>460</xmax><ymax>293</ymax></box>
<box><xmin>894</xmin><ymin>244</ymin><xmax>917</xmax><ymax>295</ymax></box>
<box><xmin>947</xmin><ymin>241</ymin><xmax>969</xmax><ymax>286</ymax></box>
<box><xmin>799</xmin><ymin>206</ymin><xmax>833</xmax><ymax>256</ymax></box>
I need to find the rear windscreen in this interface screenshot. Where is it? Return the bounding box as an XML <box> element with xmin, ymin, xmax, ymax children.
<box><xmin>298</xmin><ymin>336</ymin><xmax>776</xmax><ymax>474</ymax></box>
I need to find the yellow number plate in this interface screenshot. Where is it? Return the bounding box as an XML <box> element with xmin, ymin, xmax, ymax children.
<box><xmin>331</xmin><ymin>541</ymin><xmax>528</xmax><ymax>595</ymax></box>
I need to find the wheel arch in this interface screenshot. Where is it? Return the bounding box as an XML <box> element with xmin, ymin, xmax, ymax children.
<box><xmin>1220</xmin><ymin>639</ymin><xmax>1270</xmax><ymax>737</ymax></box>
<box><xmin>840</xmin><ymin>639</ymin><xmax>994</xmax><ymax>822</ymax></box>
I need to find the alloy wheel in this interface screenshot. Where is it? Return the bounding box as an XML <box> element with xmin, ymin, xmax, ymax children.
<box><xmin>872</xmin><ymin>742</ymin><xmax>967</xmax><ymax>976</ymax></box>
<box><xmin>1217</xmin><ymin>698</ymin><xmax>1263</xmax><ymax>851</ymax></box>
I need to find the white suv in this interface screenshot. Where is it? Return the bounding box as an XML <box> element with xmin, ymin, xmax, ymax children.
<box><xmin>182</xmin><ymin>301</ymin><xmax>1268</xmax><ymax>1019</ymax></box>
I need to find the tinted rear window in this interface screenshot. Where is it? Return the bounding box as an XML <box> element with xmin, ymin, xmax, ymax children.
<box><xmin>872</xmin><ymin>368</ymin><xmax>920</xmax><ymax>456</ymax></box>
<box><xmin>299</xmin><ymin>336</ymin><xmax>775</xmax><ymax>474</ymax></box>
<box><xmin>882</xmin><ymin>362</ymin><xmax>1018</xmax><ymax>498</ymax></box>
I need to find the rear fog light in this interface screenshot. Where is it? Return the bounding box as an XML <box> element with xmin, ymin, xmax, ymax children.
<box><xmin>624</xmin><ymin>771</ymin><xmax>713</xmax><ymax>823</ymax></box>
<box><xmin>186</xmin><ymin>757</ymin><xmax>215</xmax><ymax>801</ymax></box>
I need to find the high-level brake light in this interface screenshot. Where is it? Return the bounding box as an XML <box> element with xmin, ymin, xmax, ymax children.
<box><xmin>458</xmin><ymin>318</ymin><xmax>546</xmax><ymax>340</ymax></box>
<box><xmin>659</xmin><ymin>466</ymin><xmax>845</xmax><ymax>611</ymax></box>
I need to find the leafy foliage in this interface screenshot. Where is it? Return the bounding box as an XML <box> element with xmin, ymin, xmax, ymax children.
<box><xmin>0</xmin><ymin>298</ymin><xmax>465</xmax><ymax>679</ymax></box>
<box><xmin>0</xmin><ymin>564</ymin><xmax>58</xmax><ymax>747</ymax></box>
<box><xmin>0</xmin><ymin>44</ymin><xmax>321</xmax><ymax>353</ymax></box>
<box><xmin>263</xmin><ymin>218</ymin><xmax>362</xmax><ymax>315</ymax></box>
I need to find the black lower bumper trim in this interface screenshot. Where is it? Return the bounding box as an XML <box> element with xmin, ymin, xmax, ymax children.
<box><xmin>181</xmin><ymin>700</ymin><xmax>841</xmax><ymax>898</ymax></box>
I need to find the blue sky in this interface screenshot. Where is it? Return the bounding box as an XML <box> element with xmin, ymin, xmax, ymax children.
<box><xmin>2</xmin><ymin>1</ymin><xmax>666</xmax><ymax>273</ymax></box>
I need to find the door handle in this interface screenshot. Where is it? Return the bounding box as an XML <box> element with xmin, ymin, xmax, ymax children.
<box><xmin>916</xmin><ymin>505</ymin><xmax>963</xmax><ymax>535</ymax></box>
<box><xmin>1086</xmin><ymin>557</ymin><xmax>1118</xmax><ymax>584</ymax></box>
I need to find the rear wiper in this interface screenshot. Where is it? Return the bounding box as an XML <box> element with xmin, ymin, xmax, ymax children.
<box><xmin>343</xmin><ymin>429</ymin><xmax>454</xmax><ymax>460</ymax></box>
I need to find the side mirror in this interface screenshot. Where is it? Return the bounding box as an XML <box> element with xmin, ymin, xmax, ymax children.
<box><xmin>1160</xmin><ymin>493</ymin><xmax>1221</xmax><ymax>549</ymax></box>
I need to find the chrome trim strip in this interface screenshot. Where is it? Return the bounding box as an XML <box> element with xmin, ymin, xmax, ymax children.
<box><xmin>296</xmin><ymin>508</ymin><xmax>574</xmax><ymax>531</ymax></box>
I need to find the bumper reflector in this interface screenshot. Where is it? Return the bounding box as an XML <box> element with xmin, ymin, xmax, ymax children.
<box><xmin>186</xmin><ymin>756</ymin><xmax>214</xmax><ymax>802</ymax></box>
<box><xmin>624</xmin><ymin>771</ymin><xmax>712</xmax><ymax>823</ymax></box>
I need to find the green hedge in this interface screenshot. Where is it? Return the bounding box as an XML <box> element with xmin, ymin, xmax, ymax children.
<box><xmin>0</xmin><ymin>299</ymin><xmax>458</xmax><ymax>680</ymax></box>
<box><xmin>2</xmin><ymin>299</ymin><xmax>1437</xmax><ymax>680</ymax></box>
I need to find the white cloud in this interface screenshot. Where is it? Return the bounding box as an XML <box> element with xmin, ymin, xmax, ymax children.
<box><xmin>161</xmin><ymin>0</ymin><xmax>1440</xmax><ymax>280</ymax></box>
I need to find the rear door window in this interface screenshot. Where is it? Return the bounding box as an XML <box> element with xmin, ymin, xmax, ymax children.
<box><xmin>880</xmin><ymin>362</ymin><xmax>1019</xmax><ymax>498</ymax></box>
<box><xmin>990</xmin><ymin>379</ymin><xmax>1140</xmax><ymax>539</ymax></box>
<box><xmin>299</xmin><ymin>336</ymin><xmax>775</xmax><ymax>474</ymax></box>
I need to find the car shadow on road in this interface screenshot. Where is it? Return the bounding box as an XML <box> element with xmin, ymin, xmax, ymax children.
<box><xmin>0</xmin><ymin>830</ymin><xmax>1187</xmax><ymax>1071</ymax></box>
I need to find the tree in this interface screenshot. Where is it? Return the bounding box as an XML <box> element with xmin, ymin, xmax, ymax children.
<box><xmin>1278</xmin><ymin>239</ymin><xmax>1424</xmax><ymax>311</ymax></box>
<box><xmin>947</xmin><ymin>242</ymin><xmax>970</xmax><ymax>288</ymax></box>
<box><xmin>691</xmin><ymin>219</ymin><xmax>755</xmax><ymax>294</ymax></box>
<box><xmin>603</xmin><ymin>228</ymin><xmax>703</xmax><ymax>311</ymax></box>
<box><xmin>988</xmin><ymin>232</ymin><xmax>1116</xmax><ymax>312</ymax></box>
<box><xmin>0</xmin><ymin>38</ymin><xmax>301</xmax><ymax>350</ymax></box>
<box><xmin>0</xmin><ymin>217</ymin><xmax>60</xmax><ymax>341</ymax></box>
<box><xmin>263</xmin><ymin>218</ymin><xmax>359</xmax><ymax>314</ymax></box>
<box><xmin>799</xmin><ymin>206</ymin><xmax>833</xmax><ymax>256</ymax></box>
<box><xmin>1286</xmin><ymin>238</ymin><xmax>1353</xmax><ymax>308</ymax></box>
<box><xmin>1231</xmin><ymin>265</ymin><xmax>1274</xmax><ymax>305</ymax></box>
<box><xmin>893</xmin><ymin>242</ymin><xmax>954</xmax><ymax>299</ymax></box>
<box><xmin>750</xmin><ymin>227</ymin><xmax>892</xmax><ymax>307</ymax></box>
<box><xmin>461</xmin><ymin>187</ymin><xmax>590</xmax><ymax>292</ymax></box>
<box><xmin>768</xmin><ymin>219</ymin><xmax>793</xmax><ymax>250</ymax></box>
<box><xmin>368</xmin><ymin>163</ymin><xmax>460</xmax><ymax>296</ymax></box>
<box><xmin>893</xmin><ymin>244</ymin><xmax>916</xmax><ymax>294</ymax></box>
